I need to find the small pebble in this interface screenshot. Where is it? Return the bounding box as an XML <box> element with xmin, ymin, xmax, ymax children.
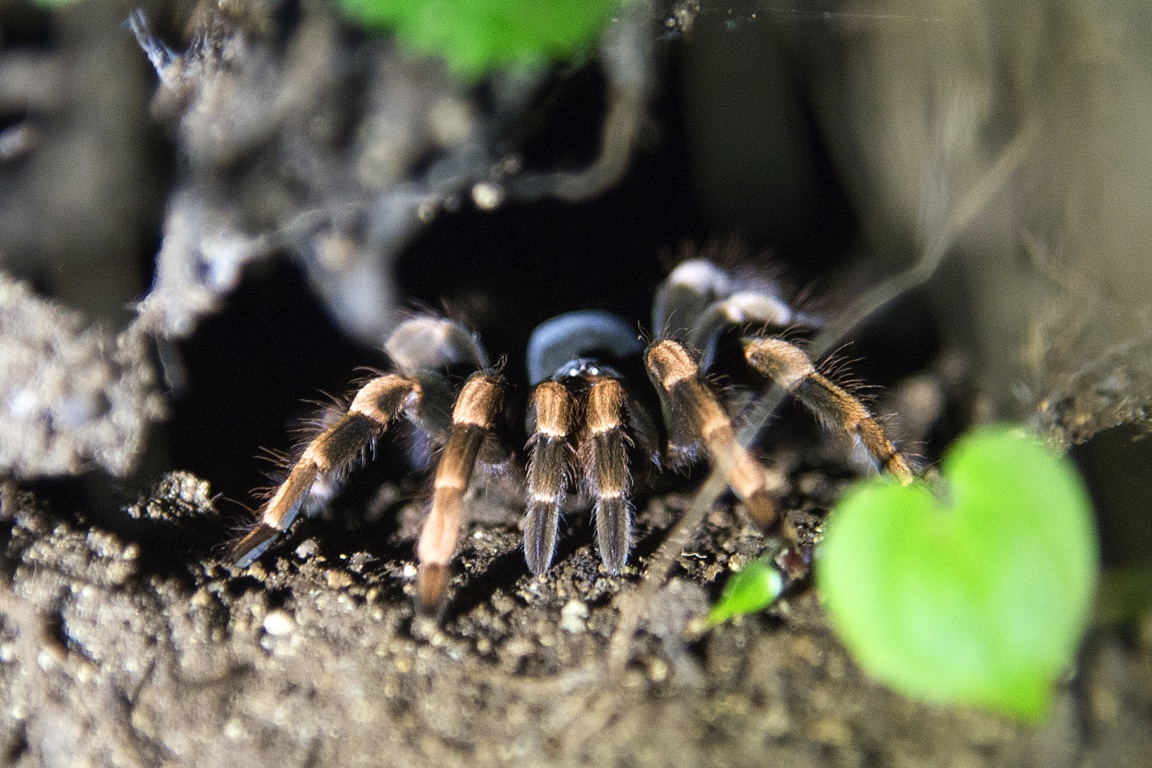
<box><xmin>326</xmin><ymin>570</ymin><xmax>354</xmax><ymax>589</ymax></box>
<box><xmin>560</xmin><ymin>599</ymin><xmax>588</xmax><ymax>633</ymax></box>
<box><xmin>263</xmin><ymin>609</ymin><xmax>295</xmax><ymax>637</ymax></box>
<box><xmin>295</xmin><ymin>539</ymin><xmax>320</xmax><ymax>559</ymax></box>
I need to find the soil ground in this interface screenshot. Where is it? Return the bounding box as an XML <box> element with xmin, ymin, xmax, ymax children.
<box><xmin>2</xmin><ymin>459</ymin><xmax>1150</xmax><ymax>768</ymax></box>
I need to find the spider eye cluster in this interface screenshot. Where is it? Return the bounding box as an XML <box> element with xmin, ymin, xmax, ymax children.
<box><xmin>233</xmin><ymin>257</ymin><xmax>916</xmax><ymax>617</ymax></box>
<box><xmin>552</xmin><ymin>359</ymin><xmax>607</xmax><ymax>379</ymax></box>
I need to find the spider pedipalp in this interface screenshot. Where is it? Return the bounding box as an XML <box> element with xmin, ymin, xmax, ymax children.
<box><xmin>523</xmin><ymin>310</ymin><xmax>658</xmax><ymax>575</ymax></box>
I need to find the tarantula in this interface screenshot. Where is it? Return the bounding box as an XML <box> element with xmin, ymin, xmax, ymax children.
<box><xmin>231</xmin><ymin>258</ymin><xmax>915</xmax><ymax>614</ymax></box>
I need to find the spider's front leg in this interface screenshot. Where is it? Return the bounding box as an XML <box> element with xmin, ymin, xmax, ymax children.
<box><xmin>742</xmin><ymin>338</ymin><xmax>915</xmax><ymax>484</ymax></box>
<box><xmin>524</xmin><ymin>372</ymin><xmax>644</xmax><ymax>575</ymax></box>
<box><xmin>415</xmin><ymin>371</ymin><xmax>508</xmax><ymax>615</ymax></box>
<box><xmin>581</xmin><ymin>376</ymin><xmax>636</xmax><ymax>574</ymax></box>
<box><xmin>523</xmin><ymin>310</ymin><xmax>652</xmax><ymax>575</ymax></box>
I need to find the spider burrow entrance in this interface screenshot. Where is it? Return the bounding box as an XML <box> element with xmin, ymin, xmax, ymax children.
<box><xmin>232</xmin><ymin>256</ymin><xmax>920</xmax><ymax>616</ymax></box>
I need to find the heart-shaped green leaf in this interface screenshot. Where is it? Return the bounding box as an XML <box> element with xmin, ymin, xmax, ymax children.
<box><xmin>817</xmin><ymin>425</ymin><xmax>1098</xmax><ymax>722</ymax></box>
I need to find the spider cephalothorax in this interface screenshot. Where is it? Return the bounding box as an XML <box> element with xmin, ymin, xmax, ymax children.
<box><xmin>232</xmin><ymin>257</ymin><xmax>916</xmax><ymax>615</ymax></box>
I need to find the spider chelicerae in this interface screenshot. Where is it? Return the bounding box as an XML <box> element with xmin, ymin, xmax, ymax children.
<box><xmin>231</xmin><ymin>257</ymin><xmax>916</xmax><ymax>615</ymax></box>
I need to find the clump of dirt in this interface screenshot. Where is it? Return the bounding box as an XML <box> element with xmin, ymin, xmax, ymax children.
<box><xmin>0</xmin><ymin>275</ymin><xmax>164</xmax><ymax>480</ymax></box>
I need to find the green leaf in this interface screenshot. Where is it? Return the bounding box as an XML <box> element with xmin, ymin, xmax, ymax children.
<box><xmin>707</xmin><ymin>559</ymin><xmax>785</xmax><ymax>626</ymax></box>
<box><xmin>337</xmin><ymin>0</ymin><xmax>623</xmax><ymax>79</ymax></box>
<box><xmin>817</xmin><ymin>425</ymin><xmax>1098</xmax><ymax>722</ymax></box>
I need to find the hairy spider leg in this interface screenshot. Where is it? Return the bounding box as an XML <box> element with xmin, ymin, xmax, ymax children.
<box><xmin>231</xmin><ymin>374</ymin><xmax>424</xmax><ymax>567</ymax></box>
<box><xmin>384</xmin><ymin>315</ymin><xmax>488</xmax><ymax>374</ymax></box>
<box><xmin>651</xmin><ymin>259</ymin><xmax>733</xmax><ymax>342</ymax></box>
<box><xmin>654</xmin><ymin>257</ymin><xmax>820</xmax><ymax>368</ymax></box>
<box><xmin>233</xmin><ymin>316</ymin><xmax>488</xmax><ymax>568</ymax></box>
<box><xmin>742</xmin><ymin>338</ymin><xmax>915</xmax><ymax>484</ymax></box>
<box><xmin>581</xmin><ymin>376</ymin><xmax>635</xmax><ymax>573</ymax></box>
<box><xmin>687</xmin><ymin>290</ymin><xmax>815</xmax><ymax>370</ymax></box>
<box><xmin>644</xmin><ymin>339</ymin><xmax>782</xmax><ymax>533</ymax></box>
<box><xmin>524</xmin><ymin>380</ymin><xmax>577</xmax><ymax>575</ymax></box>
<box><xmin>415</xmin><ymin>371</ymin><xmax>507</xmax><ymax>614</ymax></box>
<box><xmin>525</xmin><ymin>371</ymin><xmax>646</xmax><ymax>575</ymax></box>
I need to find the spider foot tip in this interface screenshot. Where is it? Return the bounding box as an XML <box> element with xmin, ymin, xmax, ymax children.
<box><xmin>743</xmin><ymin>492</ymin><xmax>780</xmax><ymax>534</ymax></box>
<box><xmin>414</xmin><ymin>563</ymin><xmax>450</xmax><ymax>618</ymax></box>
<box><xmin>231</xmin><ymin>524</ymin><xmax>281</xmax><ymax>568</ymax></box>
<box><xmin>595</xmin><ymin>497</ymin><xmax>632</xmax><ymax>575</ymax></box>
<box><xmin>523</xmin><ymin>504</ymin><xmax>559</xmax><ymax>576</ymax></box>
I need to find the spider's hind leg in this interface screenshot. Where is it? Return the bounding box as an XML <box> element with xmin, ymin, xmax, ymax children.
<box><xmin>742</xmin><ymin>338</ymin><xmax>915</xmax><ymax>484</ymax></box>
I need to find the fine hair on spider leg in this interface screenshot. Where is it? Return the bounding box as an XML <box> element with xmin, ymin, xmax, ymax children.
<box><xmin>742</xmin><ymin>337</ymin><xmax>915</xmax><ymax>484</ymax></box>
<box><xmin>643</xmin><ymin>339</ymin><xmax>781</xmax><ymax>532</ymax></box>
<box><xmin>230</xmin><ymin>316</ymin><xmax>493</xmax><ymax>583</ymax></box>
<box><xmin>646</xmin><ymin>258</ymin><xmax>789</xmax><ymax>530</ymax></box>
<box><xmin>230</xmin><ymin>373</ymin><xmax>426</xmax><ymax>566</ymax></box>
<box><xmin>415</xmin><ymin>371</ymin><xmax>507</xmax><ymax>614</ymax></box>
<box><xmin>581</xmin><ymin>376</ymin><xmax>636</xmax><ymax>572</ymax></box>
<box><xmin>640</xmin><ymin>254</ymin><xmax>916</xmax><ymax>567</ymax></box>
<box><xmin>524</xmin><ymin>380</ymin><xmax>576</xmax><ymax>574</ymax></box>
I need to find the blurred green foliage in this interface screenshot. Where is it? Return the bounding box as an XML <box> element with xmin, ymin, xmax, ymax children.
<box><xmin>337</xmin><ymin>0</ymin><xmax>622</xmax><ymax>78</ymax></box>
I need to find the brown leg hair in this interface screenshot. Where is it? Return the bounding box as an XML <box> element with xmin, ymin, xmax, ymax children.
<box><xmin>644</xmin><ymin>339</ymin><xmax>782</xmax><ymax>534</ymax></box>
<box><xmin>742</xmin><ymin>338</ymin><xmax>915</xmax><ymax>484</ymax></box>
<box><xmin>231</xmin><ymin>374</ymin><xmax>423</xmax><ymax>566</ymax></box>
<box><xmin>580</xmin><ymin>377</ymin><xmax>634</xmax><ymax>574</ymax></box>
<box><xmin>523</xmin><ymin>380</ymin><xmax>577</xmax><ymax>575</ymax></box>
<box><xmin>415</xmin><ymin>371</ymin><xmax>507</xmax><ymax>615</ymax></box>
